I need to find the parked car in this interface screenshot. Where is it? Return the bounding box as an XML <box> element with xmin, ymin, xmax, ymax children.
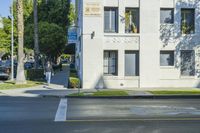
<box><xmin>24</xmin><ymin>62</ymin><xmax>34</xmax><ymax>70</ymax></box>
<box><xmin>0</xmin><ymin>67</ymin><xmax>10</xmax><ymax>80</ymax></box>
<box><xmin>0</xmin><ymin>60</ymin><xmax>18</xmax><ymax>79</ymax></box>
<box><xmin>0</xmin><ymin>60</ymin><xmax>17</xmax><ymax>68</ymax></box>
<box><xmin>0</xmin><ymin>61</ymin><xmax>3</xmax><ymax>66</ymax></box>
<box><xmin>0</xmin><ymin>60</ymin><xmax>10</xmax><ymax>68</ymax></box>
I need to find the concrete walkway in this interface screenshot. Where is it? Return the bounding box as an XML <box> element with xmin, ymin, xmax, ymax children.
<box><xmin>50</xmin><ymin>64</ymin><xmax>69</xmax><ymax>89</ymax></box>
<box><xmin>0</xmin><ymin>64</ymin><xmax>72</xmax><ymax>97</ymax></box>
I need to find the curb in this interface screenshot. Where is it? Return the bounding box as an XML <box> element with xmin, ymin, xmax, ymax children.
<box><xmin>66</xmin><ymin>95</ymin><xmax>200</xmax><ymax>99</ymax></box>
<box><xmin>40</xmin><ymin>94</ymin><xmax>68</xmax><ymax>98</ymax></box>
<box><xmin>40</xmin><ymin>94</ymin><xmax>200</xmax><ymax>99</ymax></box>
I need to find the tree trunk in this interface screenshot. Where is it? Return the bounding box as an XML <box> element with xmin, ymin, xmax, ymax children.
<box><xmin>34</xmin><ymin>0</ymin><xmax>40</xmax><ymax>69</ymax></box>
<box><xmin>16</xmin><ymin>0</ymin><xmax>26</xmax><ymax>84</ymax></box>
<box><xmin>56</xmin><ymin>56</ymin><xmax>61</xmax><ymax>65</ymax></box>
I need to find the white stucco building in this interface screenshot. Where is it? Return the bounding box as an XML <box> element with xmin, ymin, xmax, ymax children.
<box><xmin>75</xmin><ymin>0</ymin><xmax>200</xmax><ymax>89</ymax></box>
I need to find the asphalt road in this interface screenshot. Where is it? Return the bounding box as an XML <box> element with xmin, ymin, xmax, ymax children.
<box><xmin>1</xmin><ymin>96</ymin><xmax>200</xmax><ymax>133</ymax></box>
<box><xmin>67</xmin><ymin>98</ymin><xmax>200</xmax><ymax>120</ymax></box>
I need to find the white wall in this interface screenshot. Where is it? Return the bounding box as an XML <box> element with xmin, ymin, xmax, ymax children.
<box><xmin>81</xmin><ymin>0</ymin><xmax>104</xmax><ymax>88</ymax></box>
<box><xmin>78</xmin><ymin>0</ymin><xmax>200</xmax><ymax>89</ymax></box>
<box><xmin>160</xmin><ymin>0</ymin><xmax>174</xmax><ymax>8</ymax></box>
<box><xmin>139</xmin><ymin>0</ymin><xmax>160</xmax><ymax>88</ymax></box>
<box><xmin>159</xmin><ymin>0</ymin><xmax>200</xmax><ymax>87</ymax></box>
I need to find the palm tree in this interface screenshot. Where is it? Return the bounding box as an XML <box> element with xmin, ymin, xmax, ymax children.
<box><xmin>34</xmin><ymin>0</ymin><xmax>40</xmax><ymax>68</ymax></box>
<box><xmin>16</xmin><ymin>0</ymin><xmax>26</xmax><ymax>84</ymax></box>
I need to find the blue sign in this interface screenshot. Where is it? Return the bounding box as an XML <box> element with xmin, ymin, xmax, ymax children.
<box><xmin>68</xmin><ymin>27</ymin><xmax>78</xmax><ymax>44</ymax></box>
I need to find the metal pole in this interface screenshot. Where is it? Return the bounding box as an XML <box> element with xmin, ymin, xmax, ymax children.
<box><xmin>11</xmin><ymin>0</ymin><xmax>14</xmax><ymax>81</ymax></box>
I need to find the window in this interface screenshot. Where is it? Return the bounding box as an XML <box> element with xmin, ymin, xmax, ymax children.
<box><xmin>160</xmin><ymin>8</ymin><xmax>174</xmax><ymax>24</ymax></box>
<box><xmin>125</xmin><ymin>8</ymin><xmax>139</xmax><ymax>33</ymax></box>
<box><xmin>181</xmin><ymin>9</ymin><xmax>195</xmax><ymax>34</ymax></box>
<box><xmin>104</xmin><ymin>51</ymin><xmax>118</xmax><ymax>75</ymax></box>
<box><xmin>104</xmin><ymin>7</ymin><xmax>118</xmax><ymax>33</ymax></box>
<box><xmin>160</xmin><ymin>51</ymin><xmax>174</xmax><ymax>66</ymax></box>
<box><xmin>125</xmin><ymin>51</ymin><xmax>139</xmax><ymax>76</ymax></box>
<box><xmin>181</xmin><ymin>50</ymin><xmax>195</xmax><ymax>76</ymax></box>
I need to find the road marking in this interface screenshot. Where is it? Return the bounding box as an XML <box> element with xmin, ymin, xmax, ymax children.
<box><xmin>54</xmin><ymin>98</ymin><xmax>67</xmax><ymax>122</ymax></box>
<box><xmin>65</xmin><ymin>117</ymin><xmax>200</xmax><ymax>122</ymax></box>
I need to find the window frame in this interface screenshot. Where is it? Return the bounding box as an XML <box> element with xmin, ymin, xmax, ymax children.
<box><xmin>181</xmin><ymin>8</ymin><xmax>195</xmax><ymax>34</ymax></box>
<box><xmin>160</xmin><ymin>8</ymin><xmax>174</xmax><ymax>24</ymax></box>
<box><xmin>124</xmin><ymin>51</ymin><xmax>140</xmax><ymax>77</ymax></box>
<box><xmin>180</xmin><ymin>50</ymin><xmax>195</xmax><ymax>77</ymax></box>
<box><xmin>103</xmin><ymin>50</ymin><xmax>118</xmax><ymax>76</ymax></box>
<box><xmin>160</xmin><ymin>51</ymin><xmax>175</xmax><ymax>67</ymax></box>
<box><xmin>104</xmin><ymin>7</ymin><xmax>118</xmax><ymax>33</ymax></box>
<box><xmin>125</xmin><ymin>7</ymin><xmax>140</xmax><ymax>34</ymax></box>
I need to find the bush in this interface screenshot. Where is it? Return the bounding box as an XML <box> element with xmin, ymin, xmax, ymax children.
<box><xmin>70</xmin><ymin>68</ymin><xmax>76</xmax><ymax>73</ymax></box>
<box><xmin>25</xmin><ymin>69</ymin><xmax>45</xmax><ymax>81</ymax></box>
<box><xmin>68</xmin><ymin>77</ymin><xmax>80</xmax><ymax>88</ymax></box>
<box><xmin>69</xmin><ymin>68</ymin><xmax>78</xmax><ymax>78</ymax></box>
<box><xmin>68</xmin><ymin>68</ymin><xmax>81</xmax><ymax>88</ymax></box>
<box><xmin>70</xmin><ymin>72</ymin><xmax>78</xmax><ymax>78</ymax></box>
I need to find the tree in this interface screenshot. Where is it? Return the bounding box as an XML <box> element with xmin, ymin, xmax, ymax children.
<box><xmin>37</xmin><ymin>0</ymin><xmax>70</xmax><ymax>29</ymax></box>
<box><xmin>0</xmin><ymin>17</ymin><xmax>18</xmax><ymax>59</ymax></box>
<box><xmin>25</xmin><ymin>22</ymin><xmax>66</xmax><ymax>62</ymax></box>
<box><xmin>16</xmin><ymin>0</ymin><xmax>26</xmax><ymax>84</ymax></box>
<box><xmin>0</xmin><ymin>18</ymin><xmax>11</xmax><ymax>59</ymax></box>
<box><xmin>33</xmin><ymin>0</ymin><xmax>40</xmax><ymax>68</ymax></box>
<box><xmin>24</xmin><ymin>0</ymin><xmax>71</xmax><ymax>63</ymax></box>
<box><xmin>68</xmin><ymin>3</ymin><xmax>76</xmax><ymax>26</ymax></box>
<box><xmin>6</xmin><ymin>0</ymin><xmax>34</xmax><ymax>59</ymax></box>
<box><xmin>13</xmin><ymin>0</ymin><xmax>71</xmax><ymax>64</ymax></box>
<box><xmin>13</xmin><ymin>0</ymin><xmax>34</xmax><ymax>25</ymax></box>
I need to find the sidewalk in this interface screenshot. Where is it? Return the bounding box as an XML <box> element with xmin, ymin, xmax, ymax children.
<box><xmin>0</xmin><ymin>85</ymin><xmax>153</xmax><ymax>98</ymax></box>
<box><xmin>2</xmin><ymin>85</ymin><xmax>200</xmax><ymax>98</ymax></box>
<box><xmin>0</xmin><ymin>64</ymin><xmax>72</xmax><ymax>97</ymax></box>
<box><xmin>0</xmin><ymin>65</ymin><xmax>102</xmax><ymax>97</ymax></box>
<box><xmin>51</xmin><ymin>64</ymin><xmax>69</xmax><ymax>88</ymax></box>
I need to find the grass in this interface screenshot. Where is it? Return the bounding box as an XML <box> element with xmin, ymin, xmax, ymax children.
<box><xmin>68</xmin><ymin>92</ymin><xmax>84</xmax><ymax>96</ymax></box>
<box><xmin>68</xmin><ymin>90</ymin><xmax>129</xmax><ymax>97</ymax></box>
<box><xmin>149</xmin><ymin>90</ymin><xmax>200</xmax><ymax>95</ymax></box>
<box><xmin>93</xmin><ymin>90</ymin><xmax>128</xmax><ymax>96</ymax></box>
<box><xmin>0</xmin><ymin>80</ymin><xmax>44</xmax><ymax>90</ymax></box>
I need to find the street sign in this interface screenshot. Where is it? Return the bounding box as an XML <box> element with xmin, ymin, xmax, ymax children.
<box><xmin>68</xmin><ymin>26</ymin><xmax>77</xmax><ymax>44</ymax></box>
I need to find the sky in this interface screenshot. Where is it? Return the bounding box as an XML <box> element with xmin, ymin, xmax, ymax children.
<box><xmin>0</xmin><ymin>0</ymin><xmax>12</xmax><ymax>17</ymax></box>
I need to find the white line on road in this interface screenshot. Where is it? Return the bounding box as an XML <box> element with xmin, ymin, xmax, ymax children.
<box><xmin>54</xmin><ymin>98</ymin><xmax>68</xmax><ymax>122</ymax></box>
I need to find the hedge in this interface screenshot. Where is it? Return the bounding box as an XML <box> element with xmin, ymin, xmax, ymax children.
<box><xmin>70</xmin><ymin>68</ymin><xmax>77</xmax><ymax>74</ymax></box>
<box><xmin>25</xmin><ymin>69</ymin><xmax>45</xmax><ymax>81</ymax></box>
<box><xmin>68</xmin><ymin>68</ymin><xmax>80</xmax><ymax>88</ymax></box>
<box><xmin>68</xmin><ymin>77</ymin><xmax>80</xmax><ymax>88</ymax></box>
<box><xmin>69</xmin><ymin>68</ymin><xmax>78</xmax><ymax>77</ymax></box>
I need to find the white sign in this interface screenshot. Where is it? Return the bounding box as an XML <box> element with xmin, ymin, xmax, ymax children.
<box><xmin>84</xmin><ymin>3</ymin><xmax>101</xmax><ymax>16</ymax></box>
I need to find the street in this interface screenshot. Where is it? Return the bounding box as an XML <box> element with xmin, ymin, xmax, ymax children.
<box><xmin>1</xmin><ymin>96</ymin><xmax>200</xmax><ymax>133</ymax></box>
